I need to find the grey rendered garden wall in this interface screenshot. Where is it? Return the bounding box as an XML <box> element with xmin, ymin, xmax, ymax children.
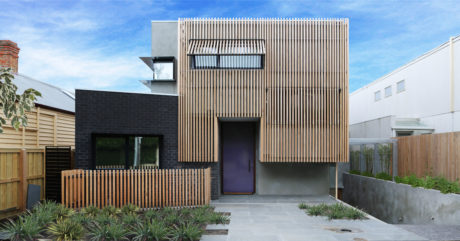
<box><xmin>343</xmin><ymin>173</ymin><xmax>460</xmax><ymax>224</ymax></box>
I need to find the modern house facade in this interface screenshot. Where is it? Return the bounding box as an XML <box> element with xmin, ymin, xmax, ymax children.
<box><xmin>76</xmin><ymin>18</ymin><xmax>349</xmax><ymax>198</ymax></box>
<box><xmin>350</xmin><ymin>35</ymin><xmax>460</xmax><ymax>138</ymax></box>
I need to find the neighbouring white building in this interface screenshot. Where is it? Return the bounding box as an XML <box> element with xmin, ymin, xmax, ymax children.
<box><xmin>350</xmin><ymin>35</ymin><xmax>460</xmax><ymax>138</ymax></box>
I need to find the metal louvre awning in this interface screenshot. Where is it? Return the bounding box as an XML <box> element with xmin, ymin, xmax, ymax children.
<box><xmin>188</xmin><ymin>39</ymin><xmax>265</xmax><ymax>55</ymax></box>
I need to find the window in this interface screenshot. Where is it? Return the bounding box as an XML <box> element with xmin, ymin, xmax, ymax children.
<box><xmin>153</xmin><ymin>57</ymin><xmax>174</xmax><ymax>81</ymax></box>
<box><xmin>397</xmin><ymin>80</ymin><xmax>405</xmax><ymax>93</ymax></box>
<box><xmin>396</xmin><ymin>131</ymin><xmax>413</xmax><ymax>137</ymax></box>
<box><xmin>94</xmin><ymin>135</ymin><xmax>160</xmax><ymax>169</ymax></box>
<box><xmin>191</xmin><ymin>55</ymin><xmax>263</xmax><ymax>69</ymax></box>
<box><xmin>374</xmin><ymin>90</ymin><xmax>381</xmax><ymax>101</ymax></box>
<box><xmin>385</xmin><ymin>86</ymin><xmax>392</xmax><ymax>97</ymax></box>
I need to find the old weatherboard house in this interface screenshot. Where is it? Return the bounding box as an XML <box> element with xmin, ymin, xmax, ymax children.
<box><xmin>76</xmin><ymin>18</ymin><xmax>349</xmax><ymax>199</ymax></box>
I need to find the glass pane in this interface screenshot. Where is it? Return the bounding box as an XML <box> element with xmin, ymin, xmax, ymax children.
<box><xmin>397</xmin><ymin>80</ymin><xmax>405</xmax><ymax>93</ymax></box>
<box><xmin>220</xmin><ymin>55</ymin><xmax>262</xmax><ymax>68</ymax></box>
<box><xmin>95</xmin><ymin>137</ymin><xmax>125</xmax><ymax>169</ymax></box>
<box><xmin>128</xmin><ymin>136</ymin><xmax>160</xmax><ymax>169</ymax></box>
<box><xmin>385</xmin><ymin>86</ymin><xmax>392</xmax><ymax>97</ymax></box>
<box><xmin>193</xmin><ymin>55</ymin><xmax>217</xmax><ymax>68</ymax></box>
<box><xmin>153</xmin><ymin>62</ymin><xmax>174</xmax><ymax>80</ymax></box>
<box><xmin>374</xmin><ymin>91</ymin><xmax>381</xmax><ymax>101</ymax></box>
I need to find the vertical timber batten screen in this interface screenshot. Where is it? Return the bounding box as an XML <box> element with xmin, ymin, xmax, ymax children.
<box><xmin>397</xmin><ymin>132</ymin><xmax>460</xmax><ymax>182</ymax></box>
<box><xmin>61</xmin><ymin>168</ymin><xmax>211</xmax><ymax>209</ymax></box>
<box><xmin>178</xmin><ymin>18</ymin><xmax>349</xmax><ymax>163</ymax></box>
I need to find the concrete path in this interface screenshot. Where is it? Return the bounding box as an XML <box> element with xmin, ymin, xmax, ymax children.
<box><xmin>396</xmin><ymin>224</ymin><xmax>460</xmax><ymax>241</ymax></box>
<box><xmin>202</xmin><ymin>195</ymin><xmax>426</xmax><ymax>241</ymax></box>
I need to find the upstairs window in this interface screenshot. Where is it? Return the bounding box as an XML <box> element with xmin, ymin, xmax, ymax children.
<box><xmin>374</xmin><ymin>91</ymin><xmax>381</xmax><ymax>101</ymax></box>
<box><xmin>153</xmin><ymin>57</ymin><xmax>174</xmax><ymax>81</ymax></box>
<box><xmin>188</xmin><ymin>39</ymin><xmax>265</xmax><ymax>69</ymax></box>
<box><xmin>385</xmin><ymin>86</ymin><xmax>392</xmax><ymax>97</ymax></box>
<box><xmin>397</xmin><ymin>80</ymin><xmax>405</xmax><ymax>93</ymax></box>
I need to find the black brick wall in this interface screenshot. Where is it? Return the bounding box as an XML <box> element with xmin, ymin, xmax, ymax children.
<box><xmin>75</xmin><ymin>90</ymin><xmax>220</xmax><ymax>199</ymax></box>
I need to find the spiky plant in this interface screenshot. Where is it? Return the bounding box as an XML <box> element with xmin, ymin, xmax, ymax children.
<box><xmin>81</xmin><ymin>205</ymin><xmax>100</xmax><ymax>217</ymax></box>
<box><xmin>53</xmin><ymin>205</ymin><xmax>75</xmax><ymax>219</ymax></box>
<box><xmin>101</xmin><ymin>205</ymin><xmax>121</xmax><ymax>217</ymax></box>
<box><xmin>121</xmin><ymin>204</ymin><xmax>139</xmax><ymax>215</ymax></box>
<box><xmin>93</xmin><ymin>214</ymin><xmax>117</xmax><ymax>226</ymax></box>
<box><xmin>0</xmin><ymin>215</ymin><xmax>43</xmax><ymax>241</ymax></box>
<box><xmin>47</xmin><ymin>218</ymin><xmax>85</xmax><ymax>241</ymax></box>
<box><xmin>170</xmin><ymin>223</ymin><xmax>203</xmax><ymax>241</ymax></box>
<box><xmin>207</xmin><ymin>212</ymin><xmax>230</xmax><ymax>224</ymax></box>
<box><xmin>121</xmin><ymin>213</ymin><xmax>140</xmax><ymax>226</ymax></box>
<box><xmin>70</xmin><ymin>213</ymin><xmax>92</xmax><ymax>226</ymax></box>
<box><xmin>89</xmin><ymin>223</ymin><xmax>129</xmax><ymax>241</ymax></box>
<box><xmin>131</xmin><ymin>220</ymin><xmax>170</xmax><ymax>241</ymax></box>
<box><xmin>144</xmin><ymin>209</ymin><xmax>161</xmax><ymax>221</ymax></box>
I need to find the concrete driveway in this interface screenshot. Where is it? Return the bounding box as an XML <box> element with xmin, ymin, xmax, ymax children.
<box><xmin>202</xmin><ymin>195</ymin><xmax>426</xmax><ymax>241</ymax></box>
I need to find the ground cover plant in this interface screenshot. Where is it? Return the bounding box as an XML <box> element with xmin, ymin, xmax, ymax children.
<box><xmin>395</xmin><ymin>174</ymin><xmax>460</xmax><ymax>194</ymax></box>
<box><xmin>350</xmin><ymin>170</ymin><xmax>460</xmax><ymax>194</ymax></box>
<box><xmin>298</xmin><ymin>203</ymin><xmax>366</xmax><ymax>220</ymax></box>
<box><xmin>0</xmin><ymin>202</ymin><xmax>230</xmax><ymax>241</ymax></box>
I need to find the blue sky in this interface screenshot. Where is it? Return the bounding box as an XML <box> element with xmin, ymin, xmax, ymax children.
<box><xmin>1</xmin><ymin>0</ymin><xmax>459</xmax><ymax>93</ymax></box>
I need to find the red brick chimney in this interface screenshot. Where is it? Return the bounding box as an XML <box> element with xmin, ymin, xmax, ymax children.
<box><xmin>0</xmin><ymin>40</ymin><xmax>20</xmax><ymax>73</ymax></box>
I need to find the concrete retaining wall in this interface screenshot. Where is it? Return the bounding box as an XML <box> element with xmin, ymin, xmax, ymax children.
<box><xmin>343</xmin><ymin>173</ymin><xmax>460</xmax><ymax>224</ymax></box>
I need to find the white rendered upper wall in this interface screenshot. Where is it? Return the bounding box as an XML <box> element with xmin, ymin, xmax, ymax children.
<box><xmin>350</xmin><ymin>36</ymin><xmax>460</xmax><ymax>127</ymax></box>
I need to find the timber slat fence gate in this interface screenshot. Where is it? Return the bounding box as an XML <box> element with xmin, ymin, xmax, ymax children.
<box><xmin>61</xmin><ymin>168</ymin><xmax>211</xmax><ymax>209</ymax></box>
<box><xmin>397</xmin><ymin>132</ymin><xmax>460</xmax><ymax>182</ymax></box>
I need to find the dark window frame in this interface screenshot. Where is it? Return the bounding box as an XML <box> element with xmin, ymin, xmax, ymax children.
<box><xmin>152</xmin><ymin>56</ymin><xmax>175</xmax><ymax>81</ymax></box>
<box><xmin>190</xmin><ymin>54</ymin><xmax>265</xmax><ymax>70</ymax></box>
<box><xmin>91</xmin><ymin>133</ymin><xmax>163</xmax><ymax>170</ymax></box>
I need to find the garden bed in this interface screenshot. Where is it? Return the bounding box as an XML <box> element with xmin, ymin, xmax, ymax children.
<box><xmin>298</xmin><ymin>202</ymin><xmax>367</xmax><ymax>220</ymax></box>
<box><xmin>0</xmin><ymin>202</ymin><xmax>230</xmax><ymax>241</ymax></box>
<box><xmin>343</xmin><ymin>173</ymin><xmax>460</xmax><ymax>224</ymax></box>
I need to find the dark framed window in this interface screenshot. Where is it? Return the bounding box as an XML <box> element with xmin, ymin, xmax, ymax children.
<box><xmin>153</xmin><ymin>57</ymin><xmax>175</xmax><ymax>81</ymax></box>
<box><xmin>190</xmin><ymin>55</ymin><xmax>264</xmax><ymax>69</ymax></box>
<box><xmin>94</xmin><ymin>135</ymin><xmax>160</xmax><ymax>169</ymax></box>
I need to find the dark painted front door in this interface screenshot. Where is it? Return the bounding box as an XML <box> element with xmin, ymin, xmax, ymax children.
<box><xmin>222</xmin><ymin>122</ymin><xmax>255</xmax><ymax>194</ymax></box>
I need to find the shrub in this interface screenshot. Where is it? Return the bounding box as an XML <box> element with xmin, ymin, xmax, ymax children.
<box><xmin>190</xmin><ymin>213</ymin><xmax>208</xmax><ymax>225</ymax></box>
<box><xmin>81</xmin><ymin>205</ymin><xmax>100</xmax><ymax>217</ymax></box>
<box><xmin>47</xmin><ymin>218</ymin><xmax>85</xmax><ymax>241</ymax></box>
<box><xmin>121</xmin><ymin>204</ymin><xmax>139</xmax><ymax>215</ymax></box>
<box><xmin>144</xmin><ymin>209</ymin><xmax>161</xmax><ymax>221</ymax></box>
<box><xmin>298</xmin><ymin>202</ymin><xmax>308</xmax><ymax>209</ymax></box>
<box><xmin>349</xmin><ymin>170</ymin><xmax>361</xmax><ymax>175</ymax></box>
<box><xmin>102</xmin><ymin>205</ymin><xmax>121</xmax><ymax>216</ymax></box>
<box><xmin>94</xmin><ymin>214</ymin><xmax>117</xmax><ymax>226</ymax></box>
<box><xmin>207</xmin><ymin>212</ymin><xmax>230</xmax><ymax>224</ymax></box>
<box><xmin>171</xmin><ymin>223</ymin><xmax>203</xmax><ymax>241</ymax></box>
<box><xmin>395</xmin><ymin>174</ymin><xmax>460</xmax><ymax>194</ymax></box>
<box><xmin>164</xmin><ymin>212</ymin><xmax>181</xmax><ymax>226</ymax></box>
<box><xmin>306</xmin><ymin>203</ymin><xmax>328</xmax><ymax>216</ymax></box>
<box><xmin>89</xmin><ymin>223</ymin><xmax>128</xmax><ymax>241</ymax></box>
<box><xmin>361</xmin><ymin>171</ymin><xmax>374</xmax><ymax>177</ymax></box>
<box><xmin>70</xmin><ymin>213</ymin><xmax>92</xmax><ymax>226</ymax></box>
<box><xmin>375</xmin><ymin>172</ymin><xmax>392</xmax><ymax>181</ymax></box>
<box><xmin>302</xmin><ymin>203</ymin><xmax>367</xmax><ymax>220</ymax></box>
<box><xmin>131</xmin><ymin>220</ymin><xmax>170</xmax><ymax>241</ymax></box>
<box><xmin>0</xmin><ymin>215</ymin><xmax>43</xmax><ymax>241</ymax></box>
<box><xmin>121</xmin><ymin>213</ymin><xmax>140</xmax><ymax>226</ymax></box>
<box><xmin>54</xmin><ymin>205</ymin><xmax>75</xmax><ymax>219</ymax></box>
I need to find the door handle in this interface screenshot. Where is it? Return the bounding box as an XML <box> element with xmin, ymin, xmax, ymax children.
<box><xmin>248</xmin><ymin>159</ymin><xmax>251</xmax><ymax>172</ymax></box>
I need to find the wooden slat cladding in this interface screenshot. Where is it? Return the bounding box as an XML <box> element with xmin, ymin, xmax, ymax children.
<box><xmin>61</xmin><ymin>168</ymin><xmax>211</xmax><ymax>209</ymax></box>
<box><xmin>397</xmin><ymin>132</ymin><xmax>460</xmax><ymax>182</ymax></box>
<box><xmin>178</xmin><ymin>18</ymin><xmax>349</xmax><ymax>163</ymax></box>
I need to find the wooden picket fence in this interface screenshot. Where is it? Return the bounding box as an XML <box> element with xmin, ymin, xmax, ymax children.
<box><xmin>61</xmin><ymin>168</ymin><xmax>211</xmax><ymax>209</ymax></box>
<box><xmin>0</xmin><ymin>148</ymin><xmax>45</xmax><ymax>219</ymax></box>
<box><xmin>397</xmin><ymin>132</ymin><xmax>460</xmax><ymax>182</ymax></box>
